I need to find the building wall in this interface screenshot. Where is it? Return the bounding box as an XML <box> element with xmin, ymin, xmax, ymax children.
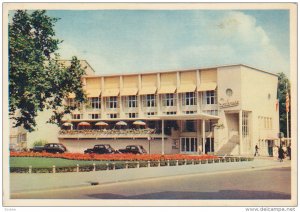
<box><xmin>215</xmin><ymin>66</ymin><xmax>242</xmax><ymax>152</ymax></box>
<box><xmin>240</xmin><ymin>66</ymin><xmax>279</xmax><ymax>156</ymax></box>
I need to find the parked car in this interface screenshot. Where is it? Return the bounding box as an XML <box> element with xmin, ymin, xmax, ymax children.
<box><xmin>30</xmin><ymin>143</ymin><xmax>67</xmax><ymax>153</ymax></box>
<box><xmin>118</xmin><ymin>145</ymin><xmax>147</xmax><ymax>154</ymax></box>
<box><xmin>84</xmin><ymin>144</ymin><xmax>117</xmax><ymax>154</ymax></box>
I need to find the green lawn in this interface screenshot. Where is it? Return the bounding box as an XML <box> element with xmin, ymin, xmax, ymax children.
<box><xmin>10</xmin><ymin>157</ymin><xmax>112</xmax><ymax>168</ymax></box>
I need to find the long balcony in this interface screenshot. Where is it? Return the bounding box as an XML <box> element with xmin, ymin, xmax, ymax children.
<box><xmin>58</xmin><ymin>129</ymin><xmax>168</xmax><ymax>139</ymax></box>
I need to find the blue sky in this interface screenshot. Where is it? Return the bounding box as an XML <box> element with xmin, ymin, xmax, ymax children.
<box><xmin>46</xmin><ymin>10</ymin><xmax>290</xmax><ymax>75</ymax></box>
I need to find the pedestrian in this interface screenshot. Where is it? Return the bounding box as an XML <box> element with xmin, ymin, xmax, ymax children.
<box><xmin>287</xmin><ymin>144</ymin><xmax>291</xmax><ymax>160</ymax></box>
<box><xmin>278</xmin><ymin>146</ymin><xmax>285</xmax><ymax>162</ymax></box>
<box><xmin>254</xmin><ymin>144</ymin><xmax>259</xmax><ymax>157</ymax></box>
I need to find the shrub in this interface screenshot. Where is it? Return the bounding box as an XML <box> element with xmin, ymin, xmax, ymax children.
<box><xmin>32</xmin><ymin>139</ymin><xmax>48</xmax><ymax>147</ymax></box>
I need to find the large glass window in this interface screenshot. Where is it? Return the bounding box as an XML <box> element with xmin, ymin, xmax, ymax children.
<box><xmin>106</xmin><ymin>97</ymin><xmax>118</xmax><ymax>109</ymax></box>
<box><xmin>242</xmin><ymin>112</ymin><xmax>249</xmax><ymax>137</ymax></box>
<box><xmin>204</xmin><ymin>90</ymin><xmax>217</xmax><ymax>105</ymax></box>
<box><xmin>184</xmin><ymin>120</ymin><xmax>196</xmax><ymax>132</ymax></box>
<box><xmin>180</xmin><ymin>137</ymin><xmax>198</xmax><ymax>153</ymax></box>
<box><xmin>88</xmin><ymin>97</ymin><xmax>101</xmax><ymax>109</ymax></box>
<box><xmin>126</xmin><ymin>96</ymin><xmax>138</xmax><ymax>108</ymax></box>
<box><xmin>143</xmin><ymin>94</ymin><xmax>156</xmax><ymax>108</ymax></box>
<box><xmin>182</xmin><ymin>92</ymin><xmax>196</xmax><ymax>106</ymax></box>
<box><xmin>162</xmin><ymin>93</ymin><xmax>176</xmax><ymax>107</ymax></box>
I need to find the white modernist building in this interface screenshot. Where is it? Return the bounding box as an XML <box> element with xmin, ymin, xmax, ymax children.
<box><xmin>59</xmin><ymin>64</ymin><xmax>279</xmax><ymax>156</ymax></box>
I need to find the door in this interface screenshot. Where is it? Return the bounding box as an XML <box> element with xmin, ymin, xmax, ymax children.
<box><xmin>180</xmin><ymin>137</ymin><xmax>198</xmax><ymax>154</ymax></box>
<box><xmin>268</xmin><ymin>140</ymin><xmax>274</xmax><ymax>157</ymax></box>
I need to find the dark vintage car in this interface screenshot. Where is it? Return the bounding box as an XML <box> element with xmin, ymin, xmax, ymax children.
<box><xmin>30</xmin><ymin>143</ymin><xmax>67</xmax><ymax>154</ymax></box>
<box><xmin>118</xmin><ymin>145</ymin><xmax>147</xmax><ymax>154</ymax></box>
<box><xmin>84</xmin><ymin>144</ymin><xmax>117</xmax><ymax>154</ymax></box>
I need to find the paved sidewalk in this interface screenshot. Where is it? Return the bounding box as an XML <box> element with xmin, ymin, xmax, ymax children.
<box><xmin>10</xmin><ymin>158</ymin><xmax>291</xmax><ymax>193</ymax></box>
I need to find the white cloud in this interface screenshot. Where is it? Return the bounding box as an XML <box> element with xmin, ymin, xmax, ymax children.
<box><xmin>167</xmin><ymin>11</ymin><xmax>289</xmax><ymax>74</ymax></box>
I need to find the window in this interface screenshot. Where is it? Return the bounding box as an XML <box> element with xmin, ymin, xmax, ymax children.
<box><xmin>106</xmin><ymin>97</ymin><xmax>118</xmax><ymax>109</ymax></box>
<box><xmin>226</xmin><ymin>88</ymin><xmax>233</xmax><ymax>97</ymax></box>
<box><xmin>107</xmin><ymin>113</ymin><xmax>117</xmax><ymax>119</ymax></box>
<box><xmin>143</xmin><ymin>94</ymin><xmax>156</xmax><ymax>108</ymax></box>
<box><xmin>88</xmin><ymin>114</ymin><xmax>100</xmax><ymax>119</ymax></box>
<box><xmin>162</xmin><ymin>93</ymin><xmax>176</xmax><ymax>107</ymax></box>
<box><xmin>72</xmin><ymin>114</ymin><xmax>82</xmax><ymax>119</ymax></box>
<box><xmin>182</xmin><ymin>92</ymin><xmax>196</xmax><ymax>106</ymax></box>
<box><xmin>184</xmin><ymin>120</ymin><xmax>196</xmax><ymax>132</ymax></box>
<box><xmin>242</xmin><ymin>112</ymin><xmax>249</xmax><ymax>137</ymax></box>
<box><xmin>147</xmin><ymin>112</ymin><xmax>157</xmax><ymax>116</ymax></box>
<box><xmin>126</xmin><ymin>96</ymin><xmax>138</xmax><ymax>108</ymax></box>
<box><xmin>166</xmin><ymin>111</ymin><xmax>176</xmax><ymax>115</ymax></box>
<box><xmin>67</xmin><ymin>98</ymin><xmax>80</xmax><ymax>108</ymax></box>
<box><xmin>205</xmin><ymin>120</ymin><xmax>215</xmax><ymax>132</ymax></box>
<box><xmin>203</xmin><ymin>110</ymin><xmax>218</xmax><ymax>116</ymax></box>
<box><xmin>181</xmin><ymin>137</ymin><xmax>198</xmax><ymax>153</ymax></box>
<box><xmin>88</xmin><ymin>97</ymin><xmax>101</xmax><ymax>109</ymax></box>
<box><xmin>185</xmin><ymin>111</ymin><xmax>196</xmax><ymax>114</ymax></box>
<box><xmin>204</xmin><ymin>90</ymin><xmax>217</xmax><ymax>105</ymax></box>
<box><xmin>127</xmin><ymin>113</ymin><xmax>138</xmax><ymax>118</ymax></box>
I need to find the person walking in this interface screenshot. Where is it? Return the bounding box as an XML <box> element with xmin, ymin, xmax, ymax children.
<box><xmin>254</xmin><ymin>144</ymin><xmax>259</xmax><ymax>157</ymax></box>
<box><xmin>278</xmin><ymin>145</ymin><xmax>285</xmax><ymax>162</ymax></box>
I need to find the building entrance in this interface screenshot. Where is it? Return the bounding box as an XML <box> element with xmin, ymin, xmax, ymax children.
<box><xmin>180</xmin><ymin>137</ymin><xmax>198</xmax><ymax>154</ymax></box>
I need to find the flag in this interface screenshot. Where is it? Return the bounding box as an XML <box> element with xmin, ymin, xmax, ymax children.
<box><xmin>286</xmin><ymin>92</ymin><xmax>290</xmax><ymax>113</ymax></box>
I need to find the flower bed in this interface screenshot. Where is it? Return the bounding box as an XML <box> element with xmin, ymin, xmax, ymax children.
<box><xmin>10</xmin><ymin>151</ymin><xmax>218</xmax><ymax>162</ymax></box>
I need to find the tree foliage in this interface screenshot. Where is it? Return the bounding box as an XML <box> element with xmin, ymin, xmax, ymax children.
<box><xmin>277</xmin><ymin>72</ymin><xmax>290</xmax><ymax>137</ymax></box>
<box><xmin>9</xmin><ymin>10</ymin><xmax>86</xmax><ymax>132</ymax></box>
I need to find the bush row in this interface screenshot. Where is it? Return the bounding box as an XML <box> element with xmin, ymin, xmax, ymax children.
<box><xmin>10</xmin><ymin>157</ymin><xmax>254</xmax><ymax>173</ymax></box>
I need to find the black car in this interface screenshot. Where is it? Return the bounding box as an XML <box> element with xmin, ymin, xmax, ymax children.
<box><xmin>30</xmin><ymin>143</ymin><xmax>67</xmax><ymax>153</ymax></box>
<box><xmin>118</xmin><ymin>145</ymin><xmax>147</xmax><ymax>154</ymax></box>
<box><xmin>84</xmin><ymin>144</ymin><xmax>116</xmax><ymax>154</ymax></box>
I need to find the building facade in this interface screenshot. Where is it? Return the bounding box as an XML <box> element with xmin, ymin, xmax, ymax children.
<box><xmin>59</xmin><ymin>64</ymin><xmax>279</xmax><ymax>156</ymax></box>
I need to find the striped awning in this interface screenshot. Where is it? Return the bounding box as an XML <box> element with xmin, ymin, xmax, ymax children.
<box><xmin>158</xmin><ymin>85</ymin><xmax>177</xmax><ymax>94</ymax></box>
<box><xmin>139</xmin><ymin>87</ymin><xmax>157</xmax><ymax>95</ymax></box>
<box><xmin>177</xmin><ymin>84</ymin><xmax>196</xmax><ymax>93</ymax></box>
<box><xmin>197</xmin><ymin>82</ymin><xmax>217</xmax><ymax>91</ymax></box>
<box><xmin>120</xmin><ymin>88</ymin><xmax>138</xmax><ymax>96</ymax></box>
<box><xmin>102</xmin><ymin>89</ymin><xmax>119</xmax><ymax>97</ymax></box>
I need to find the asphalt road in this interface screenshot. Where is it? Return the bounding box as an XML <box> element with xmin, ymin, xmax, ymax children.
<box><xmin>11</xmin><ymin>166</ymin><xmax>291</xmax><ymax>200</ymax></box>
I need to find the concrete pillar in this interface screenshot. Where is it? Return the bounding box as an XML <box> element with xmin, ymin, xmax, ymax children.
<box><xmin>196</xmin><ymin>120</ymin><xmax>200</xmax><ymax>154</ymax></box>
<box><xmin>162</xmin><ymin>119</ymin><xmax>165</xmax><ymax>155</ymax></box>
<box><xmin>239</xmin><ymin>110</ymin><xmax>243</xmax><ymax>155</ymax></box>
<box><xmin>202</xmin><ymin>119</ymin><xmax>206</xmax><ymax>154</ymax></box>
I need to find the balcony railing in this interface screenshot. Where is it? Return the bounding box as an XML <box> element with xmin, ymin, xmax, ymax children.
<box><xmin>58</xmin><ymin>129</ymin><xmax>167</xmax><ymax>139</ymax></box>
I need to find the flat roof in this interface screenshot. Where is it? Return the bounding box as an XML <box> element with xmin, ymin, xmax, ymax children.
<box><xmin>83</xmin><ymin>64</ymin><xmax>278</xmax><ymax>78</ymax></box>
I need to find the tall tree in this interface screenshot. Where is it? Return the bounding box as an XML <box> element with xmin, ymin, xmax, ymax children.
<box><xmin>9</xmin><ymin>10</ymin><xmax>86</xmax><ymax>132</ymax></box>
<box><xmin>277</xmin><ymin>72</ymin><xmax>291</xmax><ymax>137</ymax></box>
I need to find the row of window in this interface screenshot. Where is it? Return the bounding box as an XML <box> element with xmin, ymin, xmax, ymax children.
<box><xmin>68</xmin><ymin>91</ymin><xmax>217</xmax><ymax>109</ymax></box>
<box><xmin>258</xmin><ymin>116</ymin><xmax>273</xmax><ymax>130</ymax></box>
<box><xmin>73</xmin><ymin>110</ymin><xmax>218</xmax><ymax>120</ymax></box>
